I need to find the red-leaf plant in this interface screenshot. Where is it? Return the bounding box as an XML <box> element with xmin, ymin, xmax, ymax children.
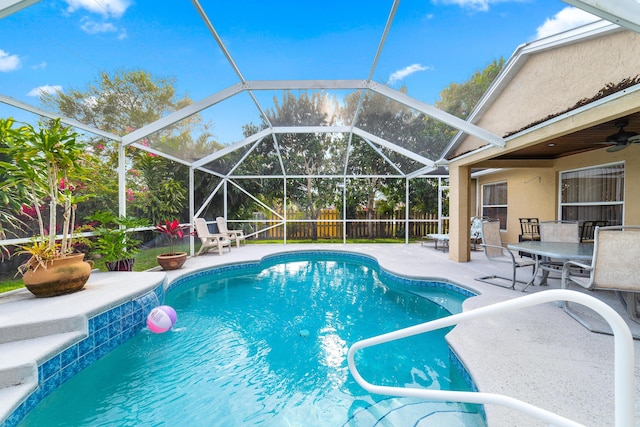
<box><xmin>155</xmin><ymin>220</ymin><xmax>191</xmax><ymax>256</ymax></box>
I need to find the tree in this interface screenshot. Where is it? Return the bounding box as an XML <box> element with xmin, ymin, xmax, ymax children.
<box><xmin>39</xmin><ymin>69</ymin><xmax>220</xmax><ymax>224</ymax></box>
<box><xmin>0</xmin><ymin>119</ymin><xmax>29</xmax><ymax>243</ymax></box>
<box><xmin>377</xmin><ymin>59</ymin><xmax>506</xmax><ymax>224</ymax></box>
<box><xmin>342</xmin><ymin>87</ymin><xmax>429</xmax><ymax>237</ymax></box>
<box><xmin>132</xmin><ymin>152</ymin><xmax>187</xmax><ymax>224</ymax></box>
<box><xmin>436</xmin><ymin>58</ymin><xmax>505</xmax><ymax>120</ymax></box>
<box><xmin>408</xmin><ymin>177</ymin><xmax>440</xmax><ymax>214</ymax></box>
<box><xmin>41</xmin><ymin>69</ymin><xmax>189</xmax><ymax>135</ymax></box>
<box><xmin>263</xmin><ymin>91</ymin><xmax>343</xmax><ymax>240</ymax></box>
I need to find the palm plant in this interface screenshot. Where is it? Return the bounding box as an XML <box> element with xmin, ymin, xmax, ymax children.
<box><xmin>0</xmin><ymin>118</ymin><xmax>92</xmax><ymax>273</ymax></box>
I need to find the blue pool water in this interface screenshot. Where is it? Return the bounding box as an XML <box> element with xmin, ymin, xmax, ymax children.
<box><xmin>18</xmin><ymin>253</ymin><xmax>485</xmax><ymax>426</ymax></box>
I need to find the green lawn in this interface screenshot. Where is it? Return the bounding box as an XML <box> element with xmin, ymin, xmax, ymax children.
<box><xmin>0</xmin><ymin>244</ymin><xmax>189</xmax><ymax>294</ymax></box>
<box><xmin>0</xmin><ymin>277</ymin><xmax>24</xmax><ymax>294</ymax></box>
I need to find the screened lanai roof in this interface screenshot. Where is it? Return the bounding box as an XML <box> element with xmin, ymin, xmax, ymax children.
<box><xmin>1</xmin><ymin>0</ymin><xmax>639</xmax><ymax>179</ymax></box>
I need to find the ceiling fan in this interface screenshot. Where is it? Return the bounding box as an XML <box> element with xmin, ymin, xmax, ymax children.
<box><xmin>600</xmin><ymin>118</ymin><xmax>640</xmax><ymax>152</ymax></box>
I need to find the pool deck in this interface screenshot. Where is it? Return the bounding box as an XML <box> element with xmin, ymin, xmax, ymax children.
<box><xmin>0</xmin><ymin>243</ymin><xmax>638</xmax><ymax>426</ymax></box>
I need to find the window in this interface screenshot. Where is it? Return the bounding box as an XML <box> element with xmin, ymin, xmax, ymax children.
<box><xmin>482</xmin><ymin>181</ymin><xmax>507</xmax><ymax>229</ymax></box>
<box><xmin>560</xmin><ymin>163</ymin><xmax>624</xmax><ymax>225</ymax></box>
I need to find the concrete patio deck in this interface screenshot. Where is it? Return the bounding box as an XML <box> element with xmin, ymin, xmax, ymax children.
<box><xmin>0</xmin><ymin>243</ymin><xmax>638</xmax><ymax>426</ymax></box>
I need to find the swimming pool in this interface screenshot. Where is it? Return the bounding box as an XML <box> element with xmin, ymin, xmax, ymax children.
<box><xmin>16</xmin><ymin>251</ymin><xmax>485</xmax><ymax>426</ymax></box>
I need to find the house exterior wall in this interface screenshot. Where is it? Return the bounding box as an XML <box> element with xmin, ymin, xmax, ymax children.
<box><xmin>452</xmin><ymin>28</ymin><xmax>640</xmax><ymax>157</ymax></box>
<box><xmin>476</xmin><ymin>168</ymin><xmax>557</xmax><ymax>244</ymax></box>
<box><xmin>475</xmin><ymin>145</ymin><xmax>640</xmax><ymax>244</ymax></box>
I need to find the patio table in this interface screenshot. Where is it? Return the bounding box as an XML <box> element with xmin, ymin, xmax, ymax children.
<box><xmin>506</xmin><ymin>241</ymin><xmax>594</xmax><ymax>289</ymax></box>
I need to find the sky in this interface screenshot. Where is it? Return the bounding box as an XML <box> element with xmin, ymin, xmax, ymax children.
<box><xmin>0</xmin><ymin>0</ymin><xmax>602</xmax><ymax>146</ymax></box>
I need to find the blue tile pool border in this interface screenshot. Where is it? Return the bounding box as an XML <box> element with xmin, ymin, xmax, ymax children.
<box><xmin>1</xmin><ymin>284</ymin><xmax>164</xmax><ymax>427</ymax></box>
<box><xmin>3</xmin><ymin>249</ymin><xmax>482</xmax><ymax>427</ymax></box>
<box><xmin>449</xmin><ymin>349</ymin><xmax>487</xmax><ymax>420</ymax></box>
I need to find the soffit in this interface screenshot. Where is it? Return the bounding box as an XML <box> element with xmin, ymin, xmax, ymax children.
<box><xmin>455</xmin><ymin>90</ymin><xmax>640</xmax><ymax>168</ymax></box>
<box><xmin>498</xmin><ymin>111</ymin><xmax>640</xmax><ymax>160</ymax></box>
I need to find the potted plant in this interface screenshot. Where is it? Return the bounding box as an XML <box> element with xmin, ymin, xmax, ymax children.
<box><xmin>155</xmin><ymin>219</ymin><xmax>189</xmax><ymax>270</ymax></box>
<box><xmin>87</xmin><ymin>211</ymin><xmax>149</xmax><ymax>271</ymax></box>
<box><xmin>0</xmin><ymin>118</ymin><xmax>94</xmax><ymax>297</ymax></box>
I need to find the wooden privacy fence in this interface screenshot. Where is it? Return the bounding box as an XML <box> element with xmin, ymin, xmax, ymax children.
<box><xmin>246</xmin><ymin>209</ymin><xmax>449</xmax><ymax>240</ymax></box>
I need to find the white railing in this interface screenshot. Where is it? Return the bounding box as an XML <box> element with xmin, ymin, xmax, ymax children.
<box><xmin>347</xmin><ymin>289</ymin><xmax>635</xmax><ymax>427</ymax></box>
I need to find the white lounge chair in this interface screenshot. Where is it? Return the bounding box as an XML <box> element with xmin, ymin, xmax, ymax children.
<box><xmin>422</xmin><ymin>217</ymin><xmax>483</xmax><ymax>252</ymax></box>
<box><xmin>421</xmin><ymin>233</ymin><xmax>449</xmax><ymax>251</ymax></box>
<box><xmin>562</xmin><ymin>226</ymin><xmax>640</xmax><ymax>328</ymax></box>
<box><xmin>194</xmin><ymin>218</ymin><xmax>232</xmax><ymax>256</ymax></box>
<box><xmin>470</xmin><ymin>216</ymin><xmax>484</xmax><ymax>251</ymax></box>
<box><xmin>216</xmin><ymin>216</ymin><xmax>246</xmax><ymax>248</ymax></box>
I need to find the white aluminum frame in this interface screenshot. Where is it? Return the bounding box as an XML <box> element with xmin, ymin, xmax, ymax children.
<box><xmin>348</xmin><ymin>289</ymin><xmax>635</xmax><ymax>427</ymax></box>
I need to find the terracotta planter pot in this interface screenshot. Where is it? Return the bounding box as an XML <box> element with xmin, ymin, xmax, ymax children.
<box><xmin>22</xmin><ymin>253</ymin><xmax>92</xmax><ymax>298</ymax></box>
<box><xmin>106</xmin><ymin>258</ymin><xmax>135</xmax><ymax>272</ymax></box>
<box><xmin>156</xmin><ymin>252</ymin><xmax>187</xmax><ymax>270</ymax></box>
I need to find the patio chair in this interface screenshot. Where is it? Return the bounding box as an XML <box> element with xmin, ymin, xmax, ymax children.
<box><xmin>470</xmin><ymin>216</ymin><xmax>483</xmax><ymax>251</ymax></box>
<box><xmin>216</xmin><ymin>216</ymin><xmax>246</xmax><ymax>248</ymax></box>
<box><xmin>194</xmin><ymin>218</ymin><xmax>232</xmax><ymax>256</ymax></box>
<box><xmin>518</xmin><ymin>218</ymin><xmax>540</xmax><ymax>242</ymax></box>
<box><xmin>517</xmin><ymin>217</ymin><xmax>540</xmax><ymax>258</ymax></box>
<box><xmin>562</xmin><ymin>226</ymin><xmax>640</xmax><ymax>327</ymax></box>
<box><xmin>538</xmin><ymin>221</ymin><xmax>580</xmax><ymax>284</ymax></box>
<box><xmin>476</xmin><ymin>220</ymin><xmax>536</xmax><ymax>290</ymax></box>
<box><xmin>539</xmin><ymin>220</ymin><xmax>580</xmax><ymax>243</ymax></box>
<box><xmin>579</xmin><ymin>220</ymin><xmax>608</xmax><ymax>242</ymax></box>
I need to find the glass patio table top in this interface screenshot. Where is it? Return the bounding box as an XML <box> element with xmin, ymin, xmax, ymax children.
<box><xmin>507</xmin><ymin>241</ymin><xmax>594</xmax><ymax>261</ymax></box>
<box><xmin>506</xmin><ymin>241</ymin><xmax>594</xmax><ymax>289</ymax></box>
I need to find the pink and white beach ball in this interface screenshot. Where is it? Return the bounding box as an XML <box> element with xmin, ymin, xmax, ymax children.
<box><xmin>146</xmin><ymin>305</ymin><xmax>177</xmax><ymax>333</ymax></box>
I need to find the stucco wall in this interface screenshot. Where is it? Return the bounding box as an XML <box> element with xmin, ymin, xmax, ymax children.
<box><xmin>453</xmin><ymin>28</ymin><xmax>640</xmax><ymax>157</ymax></box>
<box><xmin>476</xmin><ymin>144</ymin><xmax>640</xmax><ymax>244</ymax></box>
<box><xmin>476</xmin><ymin>168</ymin><xmax>557</xmax><ymax>244</ymax></box>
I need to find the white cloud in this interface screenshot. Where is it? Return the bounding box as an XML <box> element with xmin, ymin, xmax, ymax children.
<box><xmin>27</xmin><ymin>85</ymin><xmax>63</xmax><ymax>97</ymax></box>
<box><xmin>0</xmin><ymin>49</ymin><xmax>21</xmax><ymax>72</ymax></box>
<box><xmin>388</xmin><ymin>64</ymin><xmax>431</xmax><ymax>84</ymax></box>
<box><xmin>81</xmin><ymin>20</ymin><xmax>118</xmax><ymax>35</ymax></box>
<box><xmin>433</xmin><ymin>0</ymin><xmax>500</xmax><ymax>13</ymax></box>
<box><xmin>535</xmin><ymin>7</ymin><xmax>600</xmax><ymax>39</ymax></box>
<box><xmin>32</xmin><ymin>61</ymin><xmax>47</xmax><ymax>70</ymax></box>
<box><xmin>64</xmin><ymin>0</ymin><xmax>130</xmax><ymax>18</ymax></box>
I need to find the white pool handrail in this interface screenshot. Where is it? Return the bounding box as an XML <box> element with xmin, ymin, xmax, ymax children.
<box><xmin>347</xmin><ymin>289</ymin><xmax>634</xmax><ymax>427</ymax></box>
